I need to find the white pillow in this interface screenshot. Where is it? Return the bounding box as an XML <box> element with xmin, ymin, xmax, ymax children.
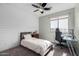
<box><xmin>24</xmin><ymin>34</ymin><xmax>32</xmax><ymax>39</ymax></box>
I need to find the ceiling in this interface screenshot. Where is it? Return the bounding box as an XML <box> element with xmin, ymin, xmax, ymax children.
<box><xmin>31</xmin><ymin>3</ymin><xmax>76</xmax><ymax>17</ymax></box>
<box><xmin>1</xmin><ymin>3</ymin><xmax>76</xmax><ymax>18</ymax></box>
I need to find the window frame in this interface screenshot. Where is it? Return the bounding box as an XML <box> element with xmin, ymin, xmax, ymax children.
<box><xmin>50</xmin><ymin>14</ymin><xmax>69</xmax><ymax>32</ymax></box>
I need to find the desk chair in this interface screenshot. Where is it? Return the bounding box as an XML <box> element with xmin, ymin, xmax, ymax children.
<box><xmin>55</xmin><ymin>28</ymin><xmax>66</xmax><ymax>48</ymax></box>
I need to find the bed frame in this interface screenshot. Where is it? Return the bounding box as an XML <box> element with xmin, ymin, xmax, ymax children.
<box><xmin>20</xmin><ymin>32</ymin><xmax>32</xmax><ymax>41</ymax></box>
<box><xmin>20</xmin><ymin>32</ymin><xmax>53</xmax><ymax>56</ymax></box>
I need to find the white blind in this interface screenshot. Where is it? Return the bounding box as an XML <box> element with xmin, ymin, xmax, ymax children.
<box><xmin>50</xmin><ymin>15</ymin><xmax>69</xmax><ymax>33</ymax></box>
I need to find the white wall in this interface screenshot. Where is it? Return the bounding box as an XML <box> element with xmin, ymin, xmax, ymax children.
<box><xmin>74</xmin><ymin>4</ymin><xmax>79</xmax><ymax>39</ymax></box>
<box><xmin>0</xmin><ymin>3</ymin><xmax>39</xmax><ymax>52</ymax></box>
<box><xmin>39</xmin><ymin>8</ymin><xmax>74</xmax><ymax>42</ymax></box>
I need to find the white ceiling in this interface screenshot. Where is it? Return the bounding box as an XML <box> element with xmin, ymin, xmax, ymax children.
<box><xmin>1</xmin><ymin>3</ymin><xmax>76</xmax><ymax>18</ymax></box>
<box><xmin>32</xmin><ymin>3</ymin><xmax>76</xmax><ymax>17</ymax></box>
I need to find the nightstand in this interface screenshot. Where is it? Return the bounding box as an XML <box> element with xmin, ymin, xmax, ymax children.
<box><xmin>32</xmin><ymin>33</ymin><xmax>39</xmax><ymax>38</ymax></box>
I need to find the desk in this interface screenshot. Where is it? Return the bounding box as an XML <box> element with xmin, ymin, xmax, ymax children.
<box><xmin>62</xmin><ymin>36</ymin><xmax>77</xmax><ymax>56</ymax></box>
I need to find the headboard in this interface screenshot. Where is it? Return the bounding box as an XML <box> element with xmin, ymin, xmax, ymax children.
<box><xmin>20</xmin><ymin>32</ymin><xmax>32</xmax><ymax>41</ymax></box>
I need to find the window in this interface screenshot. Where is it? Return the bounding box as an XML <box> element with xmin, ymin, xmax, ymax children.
<box><xmin>50</xmin><ymin>20</ymin><xmax>58</xmax><ymax>29</ymax></box>
<box><xmin>50</xmin><ymin>15</ymin><xmax>69</xmax><ymax>33</ymax></box>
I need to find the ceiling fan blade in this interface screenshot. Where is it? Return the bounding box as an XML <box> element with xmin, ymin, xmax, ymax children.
<box><xmin>41</xmin><ymin>3</ymin><xmax>47</xmax><ymax>7</ymax></box>
<box><xmin>32</xmin><ymin>4</ymin><xmax>40</xmax><ymax>8</ymax></box>
<box><xmin>33</xmin><ymin>9</ymin><xmax>39</xmax><ymax>12</ymax></box>
<box><xmin>44</xmin><ymin>7</ymin><xmax>51</xmax><ymax>10</ymax></box>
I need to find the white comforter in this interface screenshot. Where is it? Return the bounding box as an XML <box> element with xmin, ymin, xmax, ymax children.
<box><xmin>21</xmin><ymin>38</ymin><xmax>52</xmax><ymax>56</ymax></box>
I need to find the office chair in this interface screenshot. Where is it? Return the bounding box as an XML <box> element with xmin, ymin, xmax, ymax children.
<box><xmin>55</xmin><ymin>28</ymin><xmax>66</xmax><ymax>48</ymax></box>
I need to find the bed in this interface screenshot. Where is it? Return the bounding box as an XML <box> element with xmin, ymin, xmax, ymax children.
<box><xmin>20</xmin><ymin>32</ymin><xmax>53</xmax><ymax>56</ymax></box>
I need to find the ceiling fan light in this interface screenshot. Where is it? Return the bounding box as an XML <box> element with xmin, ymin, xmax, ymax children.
<box><xmin>39</xmin><ymin>9</ymin><xmax>43</xmax><ymax>12</ymax></box>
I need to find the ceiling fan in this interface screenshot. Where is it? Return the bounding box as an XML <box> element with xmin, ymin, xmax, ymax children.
<box><xmin>32</xmin><ymin>3</ymin><xmax>52</xmax><ymax>14</ymax></box>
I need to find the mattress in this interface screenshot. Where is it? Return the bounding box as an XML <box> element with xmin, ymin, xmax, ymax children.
<box><xmin>21</xmin><ymin>38</ymin><xmax>52</xmax><ymax>56</ymax></box>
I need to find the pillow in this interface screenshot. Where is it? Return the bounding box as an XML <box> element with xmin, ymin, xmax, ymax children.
<box><xmin>24</xmin><ymin>34</ymin><xmax>32</xmax><ymax>39</ymax></box>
